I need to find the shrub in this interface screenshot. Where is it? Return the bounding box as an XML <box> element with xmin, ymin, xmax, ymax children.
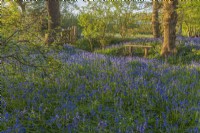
<box><xmin>74</xmin><ymin>38</ymin><xmax>100</xmax><ymax>51</ymax></box>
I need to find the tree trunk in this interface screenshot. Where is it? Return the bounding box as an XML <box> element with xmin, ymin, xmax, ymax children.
<box><xmin>16</xmin><ymin>0</ymin><xmax>26</xmax><ymax>14</ymax></box>
<box><xmin>161</xmin><ymin>0</ymin><xmax>178</xmax><ymax>57</ymax></box>
<box><xmin>152</xmin><ymin>0</ymin><xmax>160</xmax><ymax>38</ymax></box>
<box><xmin>178</xmin><ymin>22</ymin><xmax>182</xmax><ymax>36</ymax></box>
<box><xmin>45</xmin><ymin>0</ymin><xmax>61</xmax><ymax>45</ymax></box>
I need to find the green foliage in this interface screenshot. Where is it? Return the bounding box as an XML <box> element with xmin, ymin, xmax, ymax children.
<box><xmin>165</xmin><ymin>44</ymin><xmax>200</xmax><ymax>65</ymax></box>
<box><xmin>1</xmin><ymin>1</ymin><xmax>46</xmax><ymax>45</ymax></box>
<box><xmin>132</xmin><ymin>12</ymin><xmax>152</xmax><ymax>35</ymax></box>
<box><xmin>78</xmin><ymin>13</ymin><xmax>99</xmax><ymax>39</ymax></box>
<box><xmin>95</xmin><ymin>41</ymin><xmax>200</xmax><ymax>65</ymax></box>
<box><xmin>75</xmin><ymin>38</ymin><xmax>100</xmax><ymax>52</ymax></box>
<box><xmin>95</xmin><ymin>41</ymin><xmax>162</xmax><ymax>58</ymax></box>
<box><xmin>111</xmin><ymin>1</ymin><xmax>138</xmax><ymax>38</ymax></box>
<box><xmin>78</xmin><ymin>2</ymin><xmax>112</xmax><ymax>50</ymax></box>
<box><xmin>147</xmin><ymin>42</ymin><xmax>162</xmax><ymax>58</ymax></box>
<box><xmin>60</xmin><ymin>1</ymin><xmax>79</xmax><ymax>29</ymax></box>
<box><xmin>109</xmin><ymin>37</ymin><xmax>134</xmax><ymax>44</ymax></box>
<box><xmin>1</xmin><ymin>1</ymin><xmax>21</xmax><ymax>38</ymax></box>
<box><xmin>78</xmin><ymin>1</ymin><xmax>143</xmax><ymax>50</ymax></box>
<box><xmin>95</xmin><ymin>47</ymin><xmax>125</xmax><ymax>56</ymax></box>
<box><xmin>95</xmin><ymin>46</ymin><xmax>145</xmax><ymax>57</ymax></box>
<box><xmin>146</xmin><ymin>43</ymin><xmax>200</xmax><ymax>65</ymax></box>
<box><xmin>178</xmin><ymin>1</ymin><xmax>200</xmax><ymax>36</ymax></box>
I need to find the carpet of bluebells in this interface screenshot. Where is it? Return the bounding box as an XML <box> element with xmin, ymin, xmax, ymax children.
<box><xmin>1</xmin><ymin>37</ymin><xmax>200</xmax><ymax>133</ymax></box>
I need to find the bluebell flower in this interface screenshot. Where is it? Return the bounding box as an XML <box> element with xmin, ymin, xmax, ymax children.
<box><xmin>43</xmin><ymin>93</ymin><xmax>47</xmax><ymax>98</ymax></box>
<box><xmin>46</xmin><ymin>116</ymin><xmax>56</xmax><ymax>125</ymax></box>
<box><xmin>14</xmin><ymin>123</ymin><xmax>22</xmax><ymax>129</ymax></box>
<box><xmin>55</xmin><ymin>114</ymin><xmax>59</xmax><ymax>119</ymax></box>
<box><xmin>5</xmin><ymin>112</ymin><xmax>9</xmax><ymax>121</ymax></box>
<box><xmin>18</xmin><ymin>127</ymin><xmax>26</xmax><ymax>133</ymax></box>
<box><xmin>115</xmin><ymin>117</ymin><xmax>119</xmax><ymax>123</ymax></box>
<box><xmin>98</xmin><ymin>121</ymin><xmax>108</xmax><ymax>128</ymax></box>
<box><xmin>125</xmin><ymin>126</ymin><xmax>133</xmax><ymax>133</ymax></box>
<box><xmin>140</xmin><ymin>122</ymin><xmax>147</xmax><ymax>133</ymax></box>
<box><xmin>16</xmin><ymin>118</ymin><xmax>20</xmax><ymax>124</ymax></box>
<box><xmin>56</xmin><ymin>122</ymin><xmax>62</xmax><ymax>129</ymax></box>
<box><xmin>90</xmin><ymin>109</ymin><xmax>96</xmax><ymax>116</ymax></box>
<box><xmin>66</xmin><ymin>123</ymin><xmax>73</xmax><ymax>133</ymax></box>
<box><xmin>194</xmin><ymin>127</ymin><xmax>199</xmax><ymax>133</ymax></box>
<box><xmin>98</xmin><ymin>104</ymin><xmax>102</xmax><ymax>112</ymax></box>
<box><xmin>162</xmin><ymin>112</ymin><xmax>167</xmax><ymax>128</ymax></box>
<box><xmin>65</xmin><ymin>101</ymin><xmax>76</xmax><ymax>111</ymax></box>
<box><xmin>156</xmin><ymin>117</ymin><xmax>159</xmax><ymax>128</ymax></box>
<box><xmin>39</xmin><ymin>106</ymin><xmax>43</xmax><ymax>112</ymax></box>
<box><xmin>1</xmin><ymin>127</ymin><xmax>12</xmax><ymax>133</ymax></box>
<box><xmin>91</xmin><ymin>90</ymin><xmax>98</xmax><ymax>96</ymax></box>
<box><xmin>124</xmin><ymin>91</ymin><xmax>127</xmax><ymax>96</ymax></box>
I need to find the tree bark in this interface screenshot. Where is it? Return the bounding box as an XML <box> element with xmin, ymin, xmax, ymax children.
<box><xmin>152</xmin><ymin>0</ymin><xmax>160</xmax><ymax>38</ymax></box>
<box><xmin>16</xmin><ymin>0</ymin><xmax>26</xmax><ymax>13</ymax></box>
<box><xmin>45</xmin><ymin>0</ymin><xmax>61</xmax><ymax>45</ymax></box>
<box><xmin>161</xmin><ymin>0</ymin><xmax>178</xmax><ymax>57</ymax></box>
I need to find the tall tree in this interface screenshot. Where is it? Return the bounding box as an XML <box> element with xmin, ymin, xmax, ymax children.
<box><xmin>112</xmin><ymin>1</ymin><xmax>137</xmax><ymax>38</ymax></box>
<box><xmin>16</xmin><ymin>0</ymin><xmax>26</xmax><ymax>13</ymax></box>
<box><xmin>152</xmin><ymin>0</ymin><xmax>160</xmax><ymax>38</ymax></box>
<box><xmin>45</xmin><ymin>0</ymin><xmax>61</xmax><ymax>45</ymax></box>
<box><xmin>78</xmin><ymin>1</ymin><xmax>114</xmax><ymax>50</ymax></box>
<box><xmin>161</xmin><ymin>0</ymin><xmax>178</xmax><ymax>57</ymax></box>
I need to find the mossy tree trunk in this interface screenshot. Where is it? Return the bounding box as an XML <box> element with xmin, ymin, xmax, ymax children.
<box><xmin>161</xmin><ymin>0</ymin><xmax>178</xmax><ymax>57</ymax></box>
<box><xmin>152</xmin><ymin>0</ymin><xmax>160</xmax><ymax>38</ymax></box>
<box><xmin>45</xmin><ymin>0</ymin><xmax>60</xmax><ymax>45</ymax></box>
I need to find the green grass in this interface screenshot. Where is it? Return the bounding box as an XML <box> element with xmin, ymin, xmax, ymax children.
<box><xmin>95</xmin><ymin>42</ymin><xmax>200</xmax><ymax>65</ymax></box>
